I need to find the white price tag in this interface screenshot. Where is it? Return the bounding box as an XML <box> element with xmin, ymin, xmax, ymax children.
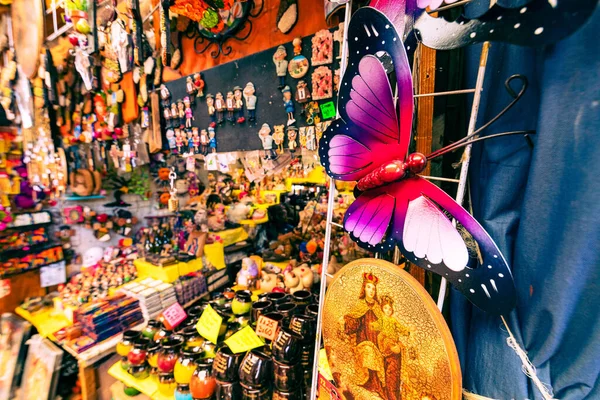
<box><xmin>40</xmin><ymin>261</ymin><xmax>67</xmax><ymax>288</ymax></box>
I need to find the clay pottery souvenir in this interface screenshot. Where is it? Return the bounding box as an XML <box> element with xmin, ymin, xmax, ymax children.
<box><xmin>230</xmin><ymin>314</ymin><xmax>251</xmax><ymax>332</ymax></box>
<box><xmin>128</xmin><ymin>337</ymin><xmax>150</xmax><ymax>366</ymax></box>
<box><xmin>190</xmin><ymin>360</ymin><xmax>217</xmax><ymax>399</ymax></box>
<box><xmin>117</xmin><ymin>330</ymin><xmax>140</xmax><ymax>369</ymax></box>
<box><xmin>251</xmin><ymin>300</ymin><xmax>274</xmax><ymax>324</ymax></box>
<box><xmin>238</xmin><ymin>349</ymin><xmax>273</xmax><ymax>388</ymax></box>
<box><xmin>175</xmin><ymin>384</ymin><xmax>193</xmax><ymax>400</ymax></box>
<box><xmin>129</xmin><ymin>363</ymin><xmax>150</xmax><ymax>380</ymax></box>
<box><xmin>240</xmin><ymin>383</ymin><xmax>271</xmax><ymax>400</ymax></box>
<box><xmin>305</xmin><ymin>304</ymin><xmax>319</xmax><ymax>319</ymax></box>
<box><xmin>213</xmin><ymin>345</ymin><xmax>245</xmax><ymax>382</ymax></box>
<box><xmin>223</xmin><ymin>287</ymin><xmax>236</xmax><ymax>300</ymax></box>
<box><xmin>273</xmin><ymin>359</ymin><xmax>304</xmax><ymax>391</ymax></box>
<box><xmin>271</xmin><ymin>328</ymin><xmax>304</xmax><ymax>364</ymax></box>
<box><xmin>188</xmin><ymin>304</ymin><xmax>208</xmax><ymax>319</ymax></box>
<box><xmin>201</xmin><ymin>340</ymin><xmax>217</xmax><ymax>359</ymax></box>
<box><xmin>210</xmin><ymin>292</ymin><xmax>227</xmax><ymax>306</ymax></box>
<box><xmin>142</xmin><ymin>320</ymin><xmax>161</xmax><ymax>340</ymax></box>
<box><xmin>215</xmin><ymin>309</ymin><xmax>234</xmax><ymax>338</ymax></box>
<box><xmin>272</xmin><ymin>387</ymin><xmax>304</xmax><ymax>400</ymax></box>
<box><xmin>288</xmin><ymin>314</ymin><xmax>316</xmax><ymax>343</ymax></box>
<box><xmin>215</xmin><ymin>380</ymin><xmax>242</xmax><ymax>400</ymax></box>
<box><xmin>231</xmin><ymin>290</ymin><xmax>253</xmax><ymax>315</ymax></box>
<box><xmin>147</xmin><ymin>340</ymin><xmax>161</xmax><ymax>375</ymax></box>
<box><xmin>175</xmin><ymin>346</ymin><xmax>202</xmax><ymax>385</ymax></box>
<box><xmin>275</xmin><ymin>302</ymin><xmax>298</xmax><ymax>325</ymax></box>
<box><xmin>266</xmin><ymin>292</ymin><xmax>288</xmax><ymax>305</ymax></box>
<box><xmin>158</xmin><ymin>335</ymin><xmax>184</xmax><ymax>373</ymax></box>
<box><xmin>291</xmin><ymin>290</ymin><xmax>312</xmax><ymax>312</ymax></box>
<box><xmin>158</xmin><ymin>373</ymin><xmax>177</xmax><ymax>397</ymax></box>
<box><xmin>181</xmin><ymin>325</ymin><xmax>205</xmax><ymax>347</ymax></box>
<box><xmin>154</xmin><ymin>325</ymin><xmax>173</xmax><ymax>342</ymax></box>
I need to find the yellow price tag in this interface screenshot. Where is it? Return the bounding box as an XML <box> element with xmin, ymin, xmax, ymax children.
<box><xmin>196</xmin><ymin>305</ymin><xmax>222</xmax><ymax>344</ymax></box>
<box><xmin>224</xmin><ymin>326</ymin><xmax>265</xmax><ymax>354</ymax></box>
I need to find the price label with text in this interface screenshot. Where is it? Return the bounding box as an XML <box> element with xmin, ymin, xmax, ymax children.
<box><xmin>196</xmin><ymin>305</ymin><xmax>222</xmax><ymax>344</ymax></box>
<box><xmin>255</xmin><ymin>315</ymin><xmax>280</xmax><ymax>341</ymax></box>
<box><xmin>224</xmin><ymin>326</ymin><xmax>265</xmax><ymax>354</ymax></box>
<box><xmin>320</xmin><ymin>101</ymin><xmax>336</xmax><ymax>120</ymax></box>
<box><xmin>162</xmin><ymin>302</ymin><xmax>187</xmax><ymax>330</ymax></box>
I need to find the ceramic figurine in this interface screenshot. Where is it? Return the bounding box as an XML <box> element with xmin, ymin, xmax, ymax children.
<box><xmin>200</xmin><ymin>129</ymin><xmax>209</xmax><ymax>155</ymax></box>
<box><xmin>243</xmin><ymin>82</ymin><xmax>257</xmax><ymax>123</ymax></box>
<box><xmin>166</xmin><ymin>129</ymin><xmax>176</xmax><ymax>150</ymax></box>
<box><xmin>163</xmin><ymin>103</ymin><xmax>172</xmax><ymax>127</ymax></box>
<box><xmin>288</xmin><ymin>37</ymin><xmax>309</xmax><ymax>79</ymax></box>
<box><xmin>187</xmin><ymin>130</ymin><xmax>194</xmax><ymax>153</ymax></box>
<box><xmin>206</xmin><ymin>94</ymin><xmax>216</xmax><ymax>127</ymax></box>
<box><xmin>295</xmin><ymin>80</ymin><xmax>311</xmax><ymax>104</ymax></box>
<box><xmin>283</xmin><ymin>264</ymin><xmax>314</xmax><ymax>293</ymax></box>
<box><xmin>184</xmin><ymin>97</ymin><xmax>194</xmax><ymax>128</ymax></box>
<box><xmin>293</xmin><ymin>37</ymin><xmax>302</xmax><ymax>55</ymax></box>
<box><xmin>215</xmin><ymin>92</ymin><xmax>225</xmax><ymax>125</ymax></box>
<box><xmin>282</xmin><ymin>86</ymin><xmax>296</xmax><ymax>126</ymax></box>
<box><xmin>208</xmin><ymin>127</ymin><xmax>217</xmax><ymax>153</ymax></box>
<box><xmin>160</xmin><ymin>84</ymin><xmax>171</xmax><ymax>103</ymax></box>
<box><xmin>273</xmin><ymin>45</ymin><xmax>288</xmax><ymax>89</ymax></box>
<box><xmin>273</xmin><ymin>125</ymin><xmax>285</xmax><ymax>154</ymax></box>
<box><xmin>171</xmin><ymin>103</ymin><xmax>179</xmax><ymax>127</ymax></box>
<box><xmin>175</xmin><ymin>129</ymin><xmax>183</xmax><ymax>153</ymax></box>
<box><xmin>192</xmin><ymin>127</ymin><xmax>200</xmax><ymax>154</ymax></box>
<box><xmin>178</xmin><ymin>101</ymin><xmax>185</xmax><ymax>127</ymax></box>
<box><xmin>258</xmin><ymin>123</ymin><xmax>276</xmax><ymax>160</ymax></box>
<box><xmin>287</xmin><ymin>126</ymin><xmax>298</xmax><ymax>152</ymax></box>
<box><xmin>225</xmin><ymin>91</ymin><xmax>235</xmax><ymax>123</ymax></box>
<box><xmin>193</xmin><ymin>73</ymin><xmax>205</xmax><ymax>97</ymax></box>
<box><xmin>233</xmin><ymin>86</ymin><xmax>245</xmax><ymax>124</ymax></box>
<box><xmin>186</xmin><ymin>76</ymin><xmax>196</xmax><ymax>103</ymax></box>
<box><xmin>237</xmin><ymin>257</ymin><xmax>259</xmax><ymax>289</ymax></box>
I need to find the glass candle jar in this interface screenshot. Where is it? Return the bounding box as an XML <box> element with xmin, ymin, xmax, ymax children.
<box><xmin>157</xmin><ymin>336</ymin><xmax>184</xmax><ymax>373</ymax></box>
<box><xmin>128</xmin><ymin>337</ymin><xmax>150</xmax><ymax>367</ymax></box>
<box><xmin>142</xmin><ymin>320</ymin><xmax>161</xmax><ymax>340</ymax></box>
<box><xmin>231</xmin><ymin>290</ymin><xmax>253</xmax><ymax>316</ymax></box>
<box><xmin>175</xmin><ymin>346</ymin><xmax>201</xmax><ymax>386</ymax></box>
<box><xmin>190</xmin><ymin>361</ymin><xmax>217</xmax><ymax>400</ymax></box>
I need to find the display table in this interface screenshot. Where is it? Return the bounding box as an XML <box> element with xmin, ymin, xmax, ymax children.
<box><xmin>108</xmin><ymin>361</ymin><xmax>172</xmax><ymax>400</ymax></box>
<box><xmin>217</xmin><ymin>226</ymin><xmax>249</xmax><ymax>247</ymax></box>
<box><xmin>14</xmin><ymin>307</ymin><xmax>70</xmax><ymax>340</ymax></box>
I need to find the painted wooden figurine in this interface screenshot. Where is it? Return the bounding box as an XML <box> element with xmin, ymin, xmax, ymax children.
<box><xmin>192</xmin><ymin>127</ymin><xmax>200</xmax><ymax>153</ymax></box>
<box><xmin>194</xmin><ymin>73</ymin><xmax>205</xmax><ymax>97</ymax></box>
<box><xmin>206</xmin><ymin>94</ymin><xmax>216</xmax><ymax>127</ymax></box>
<box><xmin>163</xmin><ymin>102</ymin><xmax>172</xmax><ymax>127</ymax></box>
<box><xmin>243</xmin><ymin>82</ymin><xmax>257</xmax><ymax>122</ymax></box>
<box><xmin>233</xmin><ymin>86</ymin><xmax>245</xmax><ymax>124</ymax></box>
<box><xmin>175</xmin><ymin>129</ymin><xmax>183</xmax><ymax>153</ymax></box>
<box><xmin>273</xmin><ymin>45</ymin><xmax>288</xmax><ymax>89</ymax></box>
<box><xmin>187</xmin><ymin>130</ymin><xmax>194</xmax><ymax>153</ymax></box>
<box><xmin>160</xmin><ymin>84</ymin><xmax>170</xmax><ymax>104</ymax></box>
<box><xmin>215</xmin><ymin>92</ymin><xmax>225</xmax><ymax>125</ymax></box>
<box><xmin>282</xmin><ymin>86</ymin><xmax>296</xmax><ymax>126</ymax></box>
<box><xmin>166</xmin><ymin>129</ymin><xmax>176</xmax><ymax>150</ymax></box>
<box><xmin>170</xmin><ymin>103</ymin><xmax>179</xmax><ymax>127</ymax></box>
<box><xmin>186</xmin><ymin>76</ymin><xmax>196</xmax><ymax>103</ymax></box>
<box><xmin>273</xmin><ymin>124</ymin><xmax>285</xmax><ymax>154</ymax></box>
<box><xmin>208</xmin><ymin>127</ymin><xmax>217</xmax><ymax>153</ymax></box>
<box><xmin>226</xmin><ymin>91</ymin><xmax>235</xmax><ymax>123</ymax></box>
<box><xmin>200</xmin><ymin>128</ymin><xmax>209</xmax><ymax>155</ymax></box>
<box><xmin>184</xmin><ymin>97</ymin><xmax>194</xmax><ymax>128</ymax></box>
<box><xmin>259</xmin><ymin>123</ymin><xmax>276</xmax><ymax>160</ymax></box>
<box><xmin>295</xmin><ymin>79</ymin><xmax>311</xmax><ymax>104</ymax></box>
<box><xmin>287</xmin><ymin>126</ymin><xmax>298</xmax><ymax>152</ymax></box>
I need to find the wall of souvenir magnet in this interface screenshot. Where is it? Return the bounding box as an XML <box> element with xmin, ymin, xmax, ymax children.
<box><xmin>161</xmin><ymin>26</ymin><xmax>342</xmax><ymax>155</ymax></box>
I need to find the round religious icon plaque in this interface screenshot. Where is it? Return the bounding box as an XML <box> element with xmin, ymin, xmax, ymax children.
<box><xmin>322</xmin><ymin>258</ymin><xmax>462</xmax><ymax>400</ymax></box>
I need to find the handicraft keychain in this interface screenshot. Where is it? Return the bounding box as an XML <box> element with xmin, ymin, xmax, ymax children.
<box><xmin>192</xmin><ymin>128</ymin><xmax>200</xmax><ymax>154</ymax></box>
<box><xmin>186</xmin><ymin>76</ymin><xmax>196</xmax><ymax>103</ymax></box>
<box><xmin>295</xmin><ymin>79</ymin><xmax>311</xmax><ymax>104</ymax></box>
<box><xmin>243</xmin><ymin>82</ymin><xmax>257</xmax><ymax>123</ymax></box>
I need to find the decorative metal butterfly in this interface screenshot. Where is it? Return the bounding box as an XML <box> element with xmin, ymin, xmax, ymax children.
<box><xmin>318</xmin><ymin>7</ymin><xmax>516</xmax><ymax>315</ymax></box>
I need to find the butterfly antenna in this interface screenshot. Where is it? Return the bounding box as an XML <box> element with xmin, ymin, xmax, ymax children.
<box><xmin>426</xmin><ymin>130</ymin><xmax>536</xmax><ymax>159</ymax></box>
<box><xmin>426</xmin><ymin>74</ymin><xmax>529</xmax><ymax>160</ymax></box>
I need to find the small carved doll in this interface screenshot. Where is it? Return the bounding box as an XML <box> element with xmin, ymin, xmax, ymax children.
<box><xmin>208</xmin><ymin>127</ymin><xmax>217</xmax><ymax>153</ymax></box>
<box><xmin>206</xmin><ymin>94</ymin><xmax>216</xmax><ymax>127</ymax></box>
<box><xmin>273</xmin><ymin>125</ymin><xmax>285</xmax><ymax>154</ymax></box>
<box><xmin>163</xmin><ymin>103</ymin><xmax>172</xmax><ymax>127</ymax></box>
<box><xmin>192</xmin><ymin>127</ymin><xmax>200</xmax><ymax>153</ymax></box>
<box><xmin>225</xmin><ymin>91</ymin><xmax>235</xmax><ymax>123</ymax></box>
<box><xmin>171</xmin><ymin>103</ymin><xmax>179</xmax><ymax>127</ymax></box>
<box><xmin>215</xmin><ymin>92</ymin><xmax>225</xmax><ymax>125</ymax></box>
<box><xmin>233</xmin><ymin>86</ymin><xmax>245</xmax><ymax>124</ymax></box>
<box><xmin>200</xmin><ymin>128</ymin><xmax>209</xmax><ymax>155</ymax></box>
<box><xmin>287</xmin><ymin>126</ymin><xmax>298</xmax><ymax>152</ymax></box>
<box><xmin>160</xmin><ymin>84</ymin><xmax>170</xmax><ymax>104</ymax></box>
<box><xmin>273</xmin><ymin>45</ymin><xmax>288</xmax><ymax>89</ymax></box>
<box><xmin>282</xmin><ymin>86</ymin><xmax>296</xmax><ymax>126</ymax></box>
<box><xmin>178</xmin><ymin>101</ymin><xmax>185</xmax><ymax>128</ymax></box>
<box><xmin>243</xmin><ymin>82</ymin><xmax>257</xmax><ymax>122</ymax></box>
<box><xmin>187</xmin><ymin>130</ymin><xmax>194</xmax><ymax>153</ymax></box>
<box><xmin>194</xmin><ymin>73</ymin><xmax>205</xmax><ymax>97</ymax></box>
<box><xmin>175</xmin><ymin>129</ymin><xmax>183</xmax><ymax>153</ymax></box>
<box><xmin>186</xmin><ymin>76</ymin><xmax>196</xmax><ymax>103</ymax></box>
<box><xmin>258</xmin><ymin>123</ymin><xmax>276</xmax><ymax>160</ymax></box>
<box><xmin>295</xmin><ymin>79</ymin><xmax>311</xmax><ymax>104</ymax></box>
<box><xmin>166</xmin><ymin>129</ymin><xmax>176</xmax><ymax>150</ymax></box>
<box><xmin>184</xmin><ymin>97</ymin><xmax>193</xmax><ymax>128</ymax></box>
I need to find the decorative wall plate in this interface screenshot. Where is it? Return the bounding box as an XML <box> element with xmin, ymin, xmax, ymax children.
<box><xmin>323</xmin><ymin>258</ymin><xmax>462</xmax><ymax>400</ymax></box>
<box><xmin>11</xmin><ymin>0</ymin><xmax>44</xmax><ymax>78</ymax></box>
<box><xmin>288</xmin><ymin>55</ymin><xmax>309</xmax><ymax>79</ymax></box>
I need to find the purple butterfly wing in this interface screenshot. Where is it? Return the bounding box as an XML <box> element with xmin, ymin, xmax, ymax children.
<box><xmin>344</xmin><ymin>177</ymin><xmax>516</xmax><ymax>315</ymax></box>
<box><xmin>319</xmin><ymin>7</ymin><xmax>414</xmax><ymax>181</ymax></box>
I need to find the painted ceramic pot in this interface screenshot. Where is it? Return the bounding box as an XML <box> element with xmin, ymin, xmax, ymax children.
<box><xmin>128</xmin><ymin>337</ymin><xmax>150</xmax><ymax>366</ymax></box>
<box><xmin>201</xmin><ymin>340</ymin><xmax>217</xmax><ymax>359</ymax></box>
<box><xmin>266</xmin><ymin>292</ymin><xmax>289</xmax><ymax>305</ymax></box>
<box><xmin>271</xmin><ymin>328</ymin><xmax>304</xmax><ymax>364</ymax></box>
<box><xmin>273</xmin><ymin>359</ymin><xmax>304</xmax><ymax>391</ymax></box>
<box><xmin>238</xmin><ymin>349</ymin><xmax>273</xmax><ymax>388</ymax></box>
<box><xmin>157</xmin><ymin>336</ymin><xmax>184</xmax><ymax>373</ymax></box>
<box><xmin>116</xmin><ymin>330</ymin><xmax>139</xmax><ymax>358</ymax></box>
<box><xmin>213</xmin><ymin>345</ymin><xmax>245</xmax><ymax>382</ymax></box>
<box><xmin>147</xmin><ymin>340</ymin><xmax>161</xmax><ymax>375</ymax></box>
<box><xmin>158</xmin><ymin>373</ymin><xmax>177</xmax><ymax>397</ymax></box>
<box><xmin>154</xmin><ymin>326</ymin><xmax>173</xmax><ymax>342</ymax></box>
<box><xmin>240</xmin><ymin>383</ymin><xmax>271</xmax><ymax>400</ymax></box>
<box><xmin>272</xmin><ymin>387</ymin><xmax>304</xmax><ymax>400</ymax></box>
<box><xmin>305</xmin><ymin>304</ymin><xmax>319</xmax><ymax>319</ymax></box>
<box><xmin>174</xmin><ymin>384</ymin><xmax>193</xmax><ymax>400</ymax></box>
<box><xmin>251</xmin><ymin>300</ymin><xmax>273</xmax><ymax>324</ymax></box>
<box><xmin>215</xmin><ymin>380</ymin><xmax>242</xmax><ymax>399</ymax></box>
<box><xmin>141</xmin><ymin>320</ymin><xmax>161</xmax><ymax>340</ymax></box>
<box><xmin>187</xmin><ymin>304</ymin><xmax>207</xmax><ymax>320</ymax></box>
<box><xmin>175</xmin><ymin>346</ymin><xmax>202</xmax><ymax>385</ymax></box>
<box><xmin>274</xmin><ymin>302</ymin><xmax>298</xmax><ymax>325</ymax></box>
<box><xmin>181</xmin><ymin>325</ymin><xmax>205</xmax><ymax>347</ymax></box>
<box><xmin>128</xmin><ymin>363</ymin><xmax>150</xmax><ymax>380</ymax></box>
<box><xmin>291</xmin><ymin>290</ymin><xmax>312</xmax><ymax>312</ymax></box>
<box><xmin>289</xmin><ymin>314</ymin><xmax>316</xmax><ymax>343</ymax></box>
<box><xmin>231</xmin><ymin>290</ymin><xmax>253</xmax><ymax>315</ymax></box>
<box><xmin>190</xmin><ymin>361</ymin><xmax>217</xmax><ymax>400</ymax></box>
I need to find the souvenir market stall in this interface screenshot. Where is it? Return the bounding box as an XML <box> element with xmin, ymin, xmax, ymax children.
<box><xmin>0</xmin><ymin>0</ymin><xmax>598</xmax><ymax>400</ymax></box>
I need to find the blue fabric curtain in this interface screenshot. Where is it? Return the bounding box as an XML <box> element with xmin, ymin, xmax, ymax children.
<box><xmin>450</xmin><ymin>5</ymin><xmax>600</xmax><ymax>399</ymax></box>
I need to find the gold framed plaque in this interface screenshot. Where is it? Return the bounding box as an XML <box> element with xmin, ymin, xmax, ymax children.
<box><xmin>322</xmin><ymin>258</ymin><xmax>462</xmax><ymax>400</ymax></box>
